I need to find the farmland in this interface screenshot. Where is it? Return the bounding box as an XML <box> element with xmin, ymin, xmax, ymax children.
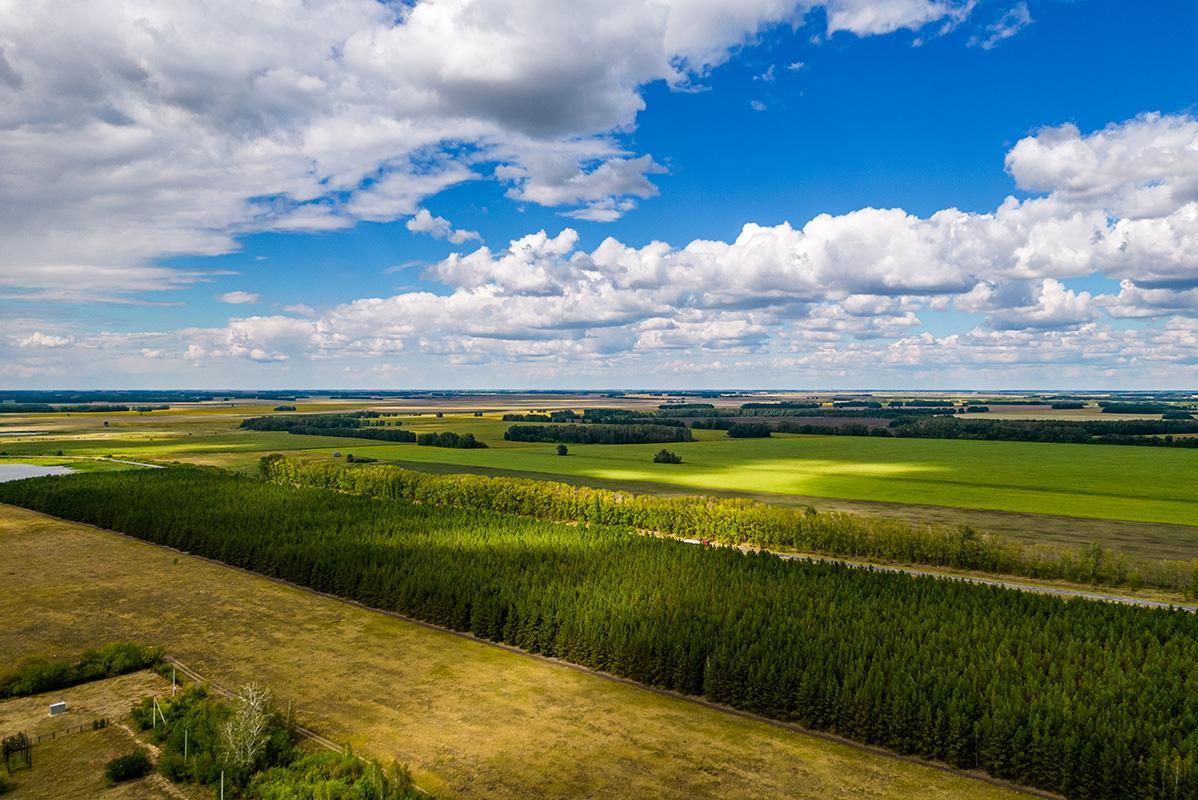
<box><xmin>0</xmin><ymin>402</ymin><xmax>1195</xmax><ymax>529</ymax></box>
<box><xmin>0</xmin><ymin>503</ymin><xmax>1024</xmax><ymax>800</ymax></box>
<box><xmin>5</xmin><ymin>468</ymin><xmax>1198</xmax><ymax>799</ymax></box>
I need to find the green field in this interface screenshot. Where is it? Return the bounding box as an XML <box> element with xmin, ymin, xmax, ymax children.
<box><xmin>2</xmin><ymin>407</ymin><xmax>1194</xmax><ymax>526</ymax></box>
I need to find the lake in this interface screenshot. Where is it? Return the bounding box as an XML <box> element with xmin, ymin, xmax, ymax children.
<box><xmin>0</xmin><ymin>464</ymin><xmax>73</xmax><ymax>482</ymax></box>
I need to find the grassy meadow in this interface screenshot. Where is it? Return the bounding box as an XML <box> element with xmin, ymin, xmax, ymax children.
<box><xmin>0</xmin><ymin>504</ymin><xmax>1026</xmax><ymax>800</ymax></box>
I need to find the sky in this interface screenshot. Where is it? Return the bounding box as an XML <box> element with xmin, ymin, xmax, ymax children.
<box><xmin>1</xmin><ymin>0</ymin><xmax>1197</xmax><ymax>390</ymax></box>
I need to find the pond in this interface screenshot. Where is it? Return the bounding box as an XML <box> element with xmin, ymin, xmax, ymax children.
<box><xmin>0</xmin><ymin>464</ymin><xmax>73</xmax><ymax>482</ymax></box>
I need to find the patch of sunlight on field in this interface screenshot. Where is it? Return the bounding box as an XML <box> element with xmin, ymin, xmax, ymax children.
<box><xmin>585</xmin><ymin>457</ymin><xmax>943</xmax><ymax>495</ymax></box>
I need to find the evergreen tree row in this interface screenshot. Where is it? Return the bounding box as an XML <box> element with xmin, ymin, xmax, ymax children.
<box><xmin>3</xmin><ymin>466</ymin><xmax>1197</xmax><ymax>799</ymax></box>
<box><xmin>261</xmin><ymin>456</ymin><xmax>1195</xmax><ymax>594</ymax></box>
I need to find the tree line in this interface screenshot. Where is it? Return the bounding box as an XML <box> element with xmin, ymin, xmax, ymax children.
<box><xmin>889</xmin><ymin>416</ymin><xmax>1198</xmax><ymax>447</ymax></box>
<box><xmin>4</xmin><ymin>466</ymin><xmax>1198</xmax><ymax>799</ymax></box>
<box><xmin>240</xmin><ymin>413</ymin><xmax>418</xmax><ymax>443</ymax></box>
<box><xmin>504</xmin><ymin>424</ymin><xmax>693</xmax><ymax>445</ymax></box>
<box><xmin>258</xmin><ymin>456</ymin><xmax>1195</xmax><ymax>594</ymax></box>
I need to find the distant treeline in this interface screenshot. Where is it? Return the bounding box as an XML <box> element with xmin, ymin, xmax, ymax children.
<box><xmin>889</xmin><ymin>416</ymin><xmax>1198</xmax><ymax>447</ymax></box>
<box><xmin>261</xmin><ymin>457</ymin><xmax>1193</xmax><ymax>594</ymax></box>
<box><xmin>241</xmin><ymin>412</ymin><xmax>385</xmax><ymax>431</ymax></box>
<box><xmin>740</xmin><ymin>401</ymin><xmax>821</xmax><ymax>410</ymax></box>
<box><xmin>691</xmin><ymin>416</ymin><xmax>1198</xmax><ymax>448</ymax></box>
<box><xmin>6</xmin><ymin>466</ymin><xmax>1198</xmax><ymax>800</ymax></box>
<box><xmin>0</xmin><ymin>403</ymin><xmax>169</xmax><ymax>414</ymax></box>
<box><xmin>240</xmin><ymin>412</ymin><xmax>417</xmax><ymax>443</ymax></box>
<box><xmin>505</xmin><ymin>424</ymin><xmax>693</xmax><ymax>445</ymax></box>
<box><xmin>503</xmin><ymin>409</ymin><xmax>686</xmax><ymax>427</ymax></box>
<box><xmin>0</xmin><ymin>642</ymin><xmax>161</xmax><ymax>699</ymax></box>
<box><xmin>1100</xmin><ymin>402</ymin><xmax>1195</xmax><ymax>414</ymax></box>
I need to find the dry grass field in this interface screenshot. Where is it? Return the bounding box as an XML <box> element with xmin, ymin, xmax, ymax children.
<box><xmin>0</xmin><ymin>504</ymin><xmax>1029</xmax><ymax>800</ymax></box>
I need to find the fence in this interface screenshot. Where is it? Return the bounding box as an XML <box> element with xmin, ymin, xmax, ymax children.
<box><xmin>2</xmin><ymin>719</ymin><xmax>110</xmax><ymax>774</ymax></box>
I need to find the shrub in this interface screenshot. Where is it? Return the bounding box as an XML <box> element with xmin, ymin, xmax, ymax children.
<box><xmin>653</xmin><ymin>449</ymin><xmax>682</xmax><ymax>464</ymax></box>
<box><xmin>105</xmin><ymin>750</ymin><xmax>152</xmax><ymax>783</ymax></box>
<box><xmin>0</xmin><ymin>642</ymin><xmax>161</xmax><ymax>699</ymax></box>
<box><xmin>556</xmin><ymin>444</ymin><xmax>568</xmax><ymax>456</ymax></box>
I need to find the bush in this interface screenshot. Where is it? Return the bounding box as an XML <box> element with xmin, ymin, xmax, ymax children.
<box><xmin>556</xmin><ymin>444</ymin><xmax>568</xmax><ymax>456</ymax></box>
<box><xmin>653</xmin><ymin>449</ymin><xmax>682</xmax><ymax>464</ymax></box>
<box><xmin>105</xmin><ymin>750</ymin><xmax>152</xmax><ymax>784</ymax></box>
<box><xmin>0</xmin><ymin>642</ymin><xmax>161</xmax><ymax>699</ymax></box>
<box><xmin>726</xmin><ymin>423</ymin><xmax>771</xmax><ymax>438</ymax></box>
<box><xmin>247</xmin><ymin>750</ymin><xmax>420</xmax><ymax>799</ymax></box>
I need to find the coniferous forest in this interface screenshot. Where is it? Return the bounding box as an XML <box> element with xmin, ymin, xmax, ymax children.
<box><xmin>2</xmin><ymin>467</ymin><xmax>1198</xmax><ymax>799</ymax></box>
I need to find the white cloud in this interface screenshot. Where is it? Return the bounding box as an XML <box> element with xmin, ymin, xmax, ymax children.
<box><xmin>405</xmin><ymin>208</ymin><xmax>481</xmax><ymax>243</ymax></box>
<box><xmin>14</xmin><ymin>332</ymin><xmax>73</xmax><ymax>348</ymax></box>
<box><xmin>750</xmin><ymin>100</ymin><xmax>768</xmax><ymax>112</ymax></box>
<box><xmin>825</xmin><ymin>0</ymin><xmax>973</xmax><ymax>36</ymax></box>
<box><xmin>0</xmin><ymin>0</ymin><xmax>986</xmax><ymax>299</ymax></box>
<box><xmin>969</xmin><ymin>2</ymin><xmax>1032</xmax><ymax>49</ymax></box>
<box><xmin>218</xmin><ymin>291</ymin><xmax>261</xmax><ymax>304</ymax></box>
<box><xmin>129</xmin><ymin>111</ymin><xmax>1197</xmax><ymax>381</ymax></box>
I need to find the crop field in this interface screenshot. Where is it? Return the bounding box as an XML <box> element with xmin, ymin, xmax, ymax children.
<box><xmin>0</xmin><ymin>504</ymin><xmax>1024</xmax><ymax>800</ymax></box>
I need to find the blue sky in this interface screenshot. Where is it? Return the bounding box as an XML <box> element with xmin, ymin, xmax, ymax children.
<box><xmin>2</xmin><ymin>0</ymin><xmax>1197</xmax><ymax>388</ymax></box>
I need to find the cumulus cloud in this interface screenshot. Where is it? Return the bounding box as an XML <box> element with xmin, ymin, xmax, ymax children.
<box><xmin>121</xmin><ymin>111</ymin><xmax>1194</xmax><ymax>383</ymax></box>
<box><xmin>0</xmin><ymin>0</ymin><xmax>978</xmax><ymax>300</ymax></box>
<box><xmin>406</xmin><ymin>209</ymin><xmax>481</xmax><ymax>243</ymax></box>
<box><xmin>14</xmin><ymin>332</ymin><xmax>73</xmax><ymax>348</ymax></box>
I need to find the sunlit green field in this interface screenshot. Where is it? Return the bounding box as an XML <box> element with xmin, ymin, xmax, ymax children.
<box><xmin>1</xmin><ymin>406</ymin><xmax>1192</xmax><ymax>526</ymax></box>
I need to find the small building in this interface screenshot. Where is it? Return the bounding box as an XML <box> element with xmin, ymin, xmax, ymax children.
<box><xmin>49</xmin><ymin>701</ymin><xmax>66</xmax><ymax>716</ymax></box>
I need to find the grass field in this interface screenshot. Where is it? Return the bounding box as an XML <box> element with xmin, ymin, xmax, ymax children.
<box><xmin>1</xmin><ymin>405</ymin><xmax>1194</xmax><ymax>528</ymax></box>
<box><xmin>0</xmin><ymin>504</ymin><xmax>1027</xmax><ymax>800</ymax></box>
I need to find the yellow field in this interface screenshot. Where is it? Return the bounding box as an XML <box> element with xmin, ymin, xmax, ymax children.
<box><xmin>0</xmin><ymin>504</ymin><xmax>1028</xmax><ymax>800</ymax></box>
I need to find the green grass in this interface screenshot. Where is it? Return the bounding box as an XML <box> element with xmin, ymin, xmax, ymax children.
<box><xmin>3</xmin><ymin>410</ymin><xmax>1194</xmax><ymax>526</ymax></box>
<box><xmin>305</xmin><ymin>430</ymin><xmax>1198</xmax><ymax>526</ymax></box>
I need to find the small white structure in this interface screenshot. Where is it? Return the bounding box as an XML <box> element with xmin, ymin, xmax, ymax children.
<box><xmin>49</xmin><ymin>701</ymin><xmax>67</xmax><ymax>716</ymax></box>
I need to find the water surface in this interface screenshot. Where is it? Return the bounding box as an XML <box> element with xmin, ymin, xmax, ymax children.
<box><xmin>0</xmin><ymin>464</ymin><xmax>73</xmax><ymax>482</ymax></box>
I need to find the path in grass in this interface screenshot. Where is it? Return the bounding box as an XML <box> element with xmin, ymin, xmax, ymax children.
<box><xmin>0</xmin><ymin>504</ymin><xmax>1028</xmax><ymax>800</ymax></box>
